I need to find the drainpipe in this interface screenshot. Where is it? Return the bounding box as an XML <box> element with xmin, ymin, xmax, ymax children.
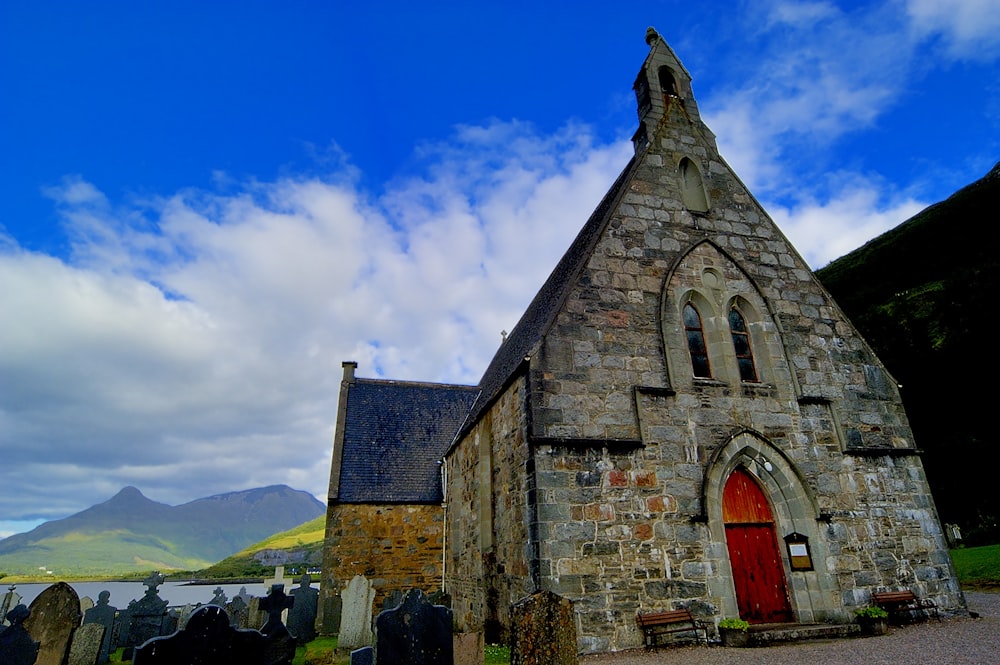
<box><xmin>440</xmin><ymin>459</ymin><xmax>448</xmax><ymax>594</ymax></box>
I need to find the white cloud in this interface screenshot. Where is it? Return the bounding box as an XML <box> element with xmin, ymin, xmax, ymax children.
<box><xmin>766</xmin><ymin>185</ymin><xmax>927</xmax><ymax>268</ymax></box>
<box><xmin>0</xmin><ymin>121</ymin><xmax>632</xmax><ymax>523</ymax></box>
<box><xmin>906</xmin><ymin>0</ymin><xmax>1000</xmax><ymax>60</ymax></box>
<box><xmin>703</xmin><ymin>2</ymin><xmax>912</xmax><ymax>197</ymax></box>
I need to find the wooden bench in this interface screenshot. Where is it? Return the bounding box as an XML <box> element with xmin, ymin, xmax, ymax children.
<box><xmin>872</xmin><ymin>590</ymin><xmax>939</xmax><ymax>624</ymax></box>
<box><xmin>636</xmin><ymin>609</ymin><xmax>707</xmax><ymax>649</ymax></box>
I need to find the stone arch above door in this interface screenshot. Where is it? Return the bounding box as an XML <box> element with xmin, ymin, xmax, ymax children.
<box><xmin>701</xmin><ymin>431</ymin><xmax>838</xmax><ymax>623</ymax></box>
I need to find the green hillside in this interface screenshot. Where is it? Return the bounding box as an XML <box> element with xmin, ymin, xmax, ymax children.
<box><xmin>0</xmin><ymin>529</ymin><xmax>213</xmax><ymax>579</ymax></box>
<box><xmin>816</xmin><ymin>161</ymin><xmax>1000</xmax><ymax>545</ymax></box>
<box><xmin>194</xmin><ymin>515</ymin><xmax>326</xmax><ymax>580</ymax></box>
<box><xmin>0</xmin><ymin>485</ymin><xmax>325</xmax><ymax>579</ymax></box>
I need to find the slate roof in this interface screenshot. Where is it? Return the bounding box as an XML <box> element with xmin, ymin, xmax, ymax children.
<box><xmin>453</xmin><ymin>153</ymin><xmax>642</xmax><ymax>444</ymax></box>
<box><xmin>337</xmin><ymin>378</ymin><xmax>479</xmax><ymax>503</ymax></box>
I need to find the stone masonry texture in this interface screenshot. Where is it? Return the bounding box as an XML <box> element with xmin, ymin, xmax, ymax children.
<box><xmin>442</xmin><ymin>32</ymin><xmax>965</xmax><ymax>655</ymax></box>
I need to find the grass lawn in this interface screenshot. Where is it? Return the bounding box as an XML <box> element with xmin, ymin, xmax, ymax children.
<box><xmin>951</xmin><ymin>543</ymin><xmax>1000</xmax><ymax>590</ymax></box>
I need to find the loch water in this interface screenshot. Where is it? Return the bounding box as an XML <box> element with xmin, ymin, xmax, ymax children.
<box><xmin>8</xmin><ymin>580</ymin><xmax>284</xmax><ymax>609</ymax></box>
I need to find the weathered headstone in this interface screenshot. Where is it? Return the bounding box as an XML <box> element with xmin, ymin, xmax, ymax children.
<box><xmin>161</xmin><ymin>609</ymin><xmax>179</xmax><ymax>636</ymax></box>
<box><xmin>235</xmin><ymin>587</ymin><xmax>253</xmax><ymax>606</ymax></box>
<box><xmin>509</xmin><ymin>591</ymin><xmax>576</xmax><ymax>665</ymax></box>
<box><xmin>131</xmin><ymin>604</ymin><xmax>266</xmax><ymax>664</ymax></box>
<box><xmin>24</xmin><ymin>581</ymin><xmax>83</xmax><ymax>665</ymax></box>
<box><xmin>350</xmin><ymin>646</ymin><xmax>375</xmax><ymax>665</ymax></box>
<box><xmin>287</xmin><ymin>574</ymin><xmax>319</xmax><ymax>643</ymax></box>
<box><xmin>227</xmin><ymin>595</ymin><xmax>249</xmax><ymax>629</ymax></box>
<box><xmin>375</xmin><ymin>588</ymin><xmax>452</xmax><ymax>665</ymax></box>
<box><xmin>83</xmin><ymin>591</ymin><xmax>118</xmax><ymax>664</ymax></box>
<box><xmin>209</xmin><ymin>587</ymin><xmax>228</xmax><ymax>607</ymax></box>
<box><xmin>338</xmin><ymin>575</ymin><xmax>375</xmax><ymax>650</ymax></box>
<box><xmin>265</xmin><ymin>566</ymin><xmax>289</xmax><ymax>591</ymax></box>
<box><xmin>319</xmin><ymin>584</ymin><xmax>342</xmax><ymax>636</ymax></box>
<box><xmin>123</xmin><ymin>571</ymin><xmax>169</xmax><ymax>657</ymax></box>
<box><xmin>248</xmin><ymin>595</ymin><xmax>268</xmax><ymax>631</ymax></box>
<box><xmin>453</xmin><ymin>632</ymin><xmax>484</xmax><ymax>665</ymax></box>
<box><xmin>1</xmin><ymin>584</ymin><xmax>23</xmax><ymax>625</ymax></box>
<box><xmin>67</xmin><ymin>622</ymin><xmax>105</xmax><ymax>665</ymax></box>
<box><xmin>0</xmin><ymin>604</ymin><xmax>40</xmax><ymax>665</ymax></box>
<box><xmin>109</xmin><ymin>607</ymin><xmax>129</xmax><ymax>653</ymax></box>
<box><xmin>382</xmin><ymin>589</ymin><xmax>404</xmax><ymax>612</ymax></box>
<box><xmin>259</xmin><ymin>584</ymin><xmax>296</xmax><ymax>665</ymax></box>
<box><xmin>79</xmin><ymin>596</ymin><xmax>95</xmax><ymax>620</ymax></box>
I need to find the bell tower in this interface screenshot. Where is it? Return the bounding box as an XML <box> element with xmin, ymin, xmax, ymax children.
<box><xmin>631</xmin><ymin>27</ymin><xmax>717</xmax><ymax>154</ymax></box>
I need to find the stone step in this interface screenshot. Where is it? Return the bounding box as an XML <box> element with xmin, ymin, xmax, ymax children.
<box><xmin>747</xmin><ymin>622</ymin><xmax>861</xmax><ymax>646</ymax></box>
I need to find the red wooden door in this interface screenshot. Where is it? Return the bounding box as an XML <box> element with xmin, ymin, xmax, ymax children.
<box><xmin>723</xmin><ymin>468</ymin><xmax>793</xmax><ymax>623</ymax></box>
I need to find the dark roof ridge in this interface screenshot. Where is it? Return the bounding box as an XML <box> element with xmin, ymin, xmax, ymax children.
<box><xmin>354</xmin><ymin>376</ymin><xmax>478</xmax><ymax>390</ymax></box>
<box><xmin>451</xmin><ymin>151</ymin><xmax>643</xmax><ymax>444</ymax></box>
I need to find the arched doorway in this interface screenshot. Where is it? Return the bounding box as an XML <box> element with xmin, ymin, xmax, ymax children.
<box><xmin>723</xmin><ymin>467</ymin><xmax>793</xmax><ymax>623</ymax></box>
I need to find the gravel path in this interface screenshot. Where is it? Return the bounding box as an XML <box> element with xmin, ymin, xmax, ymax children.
<box><xmin>580</xmin><ymin>591</ymin><xmax>1000</xmax><ymax>665</ymax></box>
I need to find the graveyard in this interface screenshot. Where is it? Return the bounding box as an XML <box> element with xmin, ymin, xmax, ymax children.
<box><xmin>0</xmin><ymin>568</ymin><xmax>519</xmax><ymax>665</ymax></box>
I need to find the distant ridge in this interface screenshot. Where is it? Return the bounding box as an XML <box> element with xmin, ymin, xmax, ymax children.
<box><xmin>0</xmin><ymin>485</ymin><xmax>325</xmax><ymax>578</ymax></box>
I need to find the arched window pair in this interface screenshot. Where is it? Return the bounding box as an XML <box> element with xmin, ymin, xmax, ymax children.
<box><xmin>683</xmin><ymin>303</ymin><xmax>758</xmax><ymax>382</ymax></box>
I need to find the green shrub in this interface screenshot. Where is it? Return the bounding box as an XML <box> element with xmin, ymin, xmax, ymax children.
<box><xmin>718</xmin><ymin>617</ymin><xmax>749</xmax><ymax>631</ymax></box>
<box><xmin>854</xmin><ymin>605</ymin><xmax>888</xmax><ymax>619</ymax></box>
<box><xmin>485</xmin><ymin>643</ymin><xmax>510</xmax><ymax>665</ymax></box>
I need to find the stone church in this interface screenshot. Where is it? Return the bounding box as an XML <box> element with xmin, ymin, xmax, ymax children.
<box><xmin>322</xmin><ymin>29</ymin><xmax>965</xmax><ymax>653</ymax></box>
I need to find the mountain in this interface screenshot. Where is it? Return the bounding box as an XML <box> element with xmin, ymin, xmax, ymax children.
<box><xmin>194</xmin><ymin>514</ymin><xmax>326</xmax><ymax>580</ymax></box>
<box><xmin>816</xmin><ymin>161</ymin><xmax>1000</xmax><ymax>545</ymax></box>
<box><xmin>0</xmin><ymin>485</ymin><xmax>325</xmax><ymax>578</ymax></box>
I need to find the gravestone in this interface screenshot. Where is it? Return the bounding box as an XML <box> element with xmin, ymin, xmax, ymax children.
<box><xmin>79</xmin><ymin>596</ymin><xmax>95</xmax><ymax>619</ymax></box>
<box><xmin>264</xmin><ymin>566</ymin><xmax>291</xmax><ymax>624</ymax></box>
<box><xmin>338</xmin><ymin>575</ymin><xmax>375</xmax><ymax>650</ymax></box>
<box><xmin>235</xmin><ymin>587</ymin><xmax>253</xmax><ymax>606</ymax></box>
<box><xmin>382</xmin><ymin>589</ymin><xmax>403</xmax><ymax>612</ymax></box>
<box><xmin>375</xmin><ymin>588</ymin><xmax>452</xmax><ymax>665</ymax></box>
<box><xmin>248</xmin><ymin>596</ymin><xmax>268</xmax><ymax>631</ymax></box>
<box><xmin>319</xmin><ymin>584</ymin><xmax>342</xmax><ymax>636</ymax></box>
<box><xmin>287</xmin><ymin>574</ymin><xmax>319</xmax><ymax>643</ymax></box>
<box><xmin>83</xmin><ymin>591</ymin><xmax>117</xmax><ymax>664</ymax></box>
<box><xmin>509</xmin><ymin>591</ymin><xmax>576</xmax><ymax>665</ymax></box>
<box><xmin>123</xmin><ymin>571</ymin><xmax>169</xmax><ymax>657</ymax></box>
<box><xmin>109</xmin><ymin>611</ymin><xmax>126</xmax><ymax>651</ymax></box>
<box><xmin>227</xmin><ymin>595</ymin><xmax>249</xmax><ymax>629</ymax></box>
<box><xmin>24</xmin><ymin>581</ymin><xmax>83</xmax><ymax>665</ymax></box>
<box><xmin>0</xmin><ymin>604</ymin><xmax>40</xmax><ymax>665</ymax></box>
<box><xmin>350</xmin><ymin>646</ymin><xmax>375</xmax><ymax>665</ymax></box>
<box><xmin>453</xmin><ymin>632</ymin><xmax>484</xmax><ymax>665</ymax></box>
<box><xmin>67</xmin><ymin>622</ymin><xmax>105</xmax><ymax>665</ymax></box>
<box><xmin>265</xmin><ymin>566</ymin><xmax>290</xmax><ymax>591</ymax></box>
<box><xmin>1</xmin><ymin>584</ymin><xmax>23</xmax><ymax>625</ymax></box>
<box><xmin>259</xmin><ymin>584</ymin><xmax>296</xmax><ymax>665</ymax></box>
<box><xmin>209</xmin><ymin>587</ymin><xmax>228</xmax><ymax>607</ymax></box>
<box><xmin>161</xmin><ymin>609</ymin><xmax>179</xmax><ymax>636</ymax></box>
<box><xmin>109</xmin><ymin>607</ymin><xmax>129</xmax><ymax>653</ymax></box>
<box><xmin>175</xmin><ymin>604</ymin><xmax>199</xmax><ymax>631</ymax></box>
<box><xmin>131</xmin><ymin>604</ymin><xmax>266</xmax><ymax>665</ymax></box>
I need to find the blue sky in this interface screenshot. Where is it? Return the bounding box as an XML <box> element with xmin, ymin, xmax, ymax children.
<box><xmin>1</xmin><ymin>1</ymin><xmax>998</xmax><ymax>542</ymax></box>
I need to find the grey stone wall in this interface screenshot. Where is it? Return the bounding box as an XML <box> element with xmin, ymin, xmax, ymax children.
<box><xmin>443</xmin><ymin>35</ymin><xmax>964</xmax><ymax>655</ymax></box>
<box><xmin>445</xmin><ymin>376</ymin><xmax>534</xmax><ymax>643</ymax></box>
